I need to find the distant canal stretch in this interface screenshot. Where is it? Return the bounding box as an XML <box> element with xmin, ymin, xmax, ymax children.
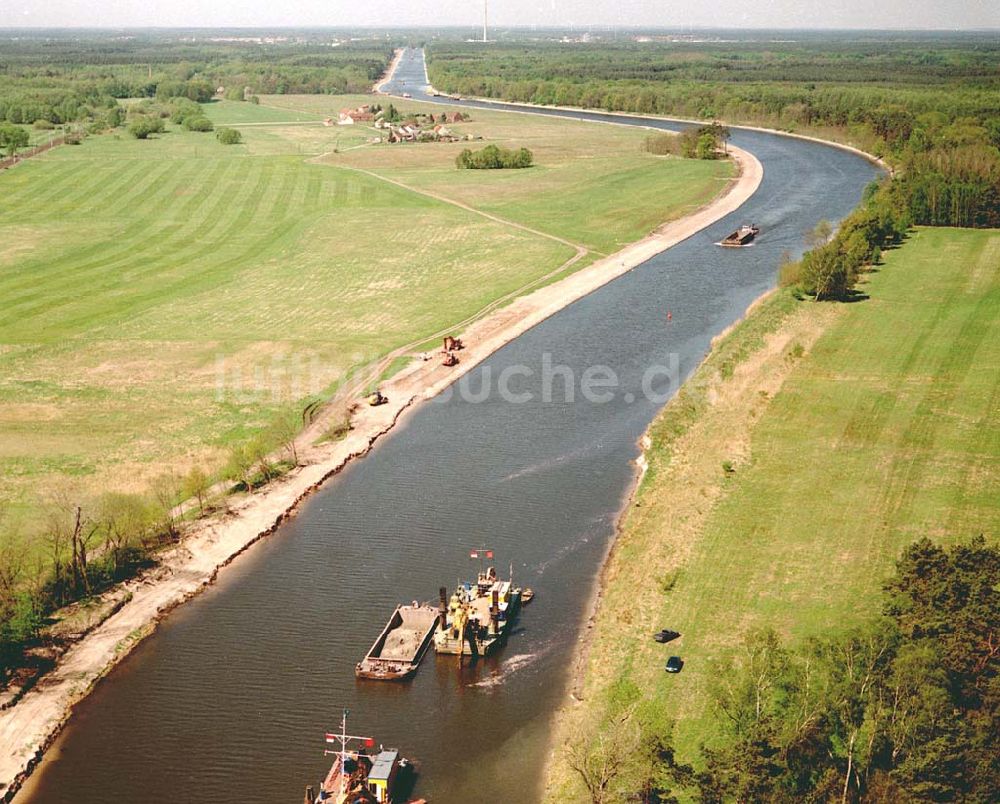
<box><xmin>21</xmin><ymin>48</ymin><xmax>881</xmax><ymax>804</ymax></box>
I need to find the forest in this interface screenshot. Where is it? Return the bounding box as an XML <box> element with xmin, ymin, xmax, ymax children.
<box><xmin>0</xmin><ymin>32</ymin><xmax>391</xmax><ymax>128</ymax></box>
<box><xmin>427</xmin><ymin>38</ymin><xmax>1000</xmax><ymax>230</ymax></box>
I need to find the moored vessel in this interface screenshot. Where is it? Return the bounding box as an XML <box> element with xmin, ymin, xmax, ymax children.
<box><xmin>433</xmin><ymin>550</ymin><xmax>522</xmax><ymax>658</ymax></box>
<box><xmin>356</xmin><ymin>603</ymin><xmax>438</xmax><ymax>680</ymax></box>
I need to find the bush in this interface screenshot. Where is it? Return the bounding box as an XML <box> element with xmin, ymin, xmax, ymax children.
<box><xmin>127</xmin><ymin>115</ymin><xmax>164</xmax><ymax>139</ymax></box>
<box><xmin>184</xmin><ymin>115</ymin><xmax>214</xmax><ymax>132</ymax></box>
<box><xmin>33</xmin><ymin>118</ymin><xmax>54</xmax><ymax>130</ymax></box>
<box><xmin>168</xmin><ymin>97</ymin><xmax>202</xmax><ymax>125</ymax></box>
<box><xmin>216</xmin><ymin>127</ymin><xmax>242</xmax><ymax>145</ymax></box>
<box><xmin>456</xmin><ymin>144</ymin><xmax>533</xmax><ymax>169</ymax></box>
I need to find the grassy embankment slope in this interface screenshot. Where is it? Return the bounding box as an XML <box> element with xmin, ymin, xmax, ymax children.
<box><xmin>0</xmin><ymin>96</ymin><xmax>730</xmax><ymax>544</ymax></box>
<box><xmin>544</xmin><ymin>226</ymin><xmax>1000</xmax><ymax>800</ymax></box>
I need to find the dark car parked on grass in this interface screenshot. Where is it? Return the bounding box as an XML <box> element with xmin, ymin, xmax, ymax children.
<box><xmin>665</xmin><ymin>656</ymin><xmax>684</xmax><ymax>673</ymax></box>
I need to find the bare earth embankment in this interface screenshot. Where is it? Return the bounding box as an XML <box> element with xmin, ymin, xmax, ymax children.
<box><xmin>0</xmin><ymin>138</ymin><xmax>761</xmax><ymax>802</ymax></box>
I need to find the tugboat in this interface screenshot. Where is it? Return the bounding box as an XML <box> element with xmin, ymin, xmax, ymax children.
<box><xmin>720</xmin><ymin>223</ymin><xmax>760</xmax><ymax>247</ymax></box>
<box><xmin>433</xmin><ymin>549</ymin><xmax>523</xmax><ymax>659</ymax></box>
<box><xmin>304</xmin><ymin>710</ymin><xmax>417</xmax><ymax>804</ymax></box>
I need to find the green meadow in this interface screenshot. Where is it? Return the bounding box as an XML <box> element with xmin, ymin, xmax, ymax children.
<box><xmin>0</xmin><ymin>96</ymin><xmax>728</xmax><ymax>537</ymax></box>
<box><xmin>667</xmin><ymin>227</ymin><xmax>999</xmax><ymax>754</ymax></box>
<box><xmin>544</xmin><ymin>227</ymin><xmax>999</xmax><ymax>799</ymax></box>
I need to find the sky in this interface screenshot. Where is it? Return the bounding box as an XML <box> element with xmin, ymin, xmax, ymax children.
<box><xmin>4</xmin><ymin>0</ymin><xmax>999</xmax><ymax>31</ymax></box>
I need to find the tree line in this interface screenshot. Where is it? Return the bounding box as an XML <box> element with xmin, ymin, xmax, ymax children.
<box><xmin>568</xmin><ymin>537</ymin><xmax>999</xmax><ymax>803</ymax></box>
<box><xmin>0</xmin><ymin>35</ymin><xmax>392</xmax><ymax>128</ymax></box>
<box><xmin>427</xmin><ymin>41</ymin><xmax>1000</xmax><ymax>229</ymax></box>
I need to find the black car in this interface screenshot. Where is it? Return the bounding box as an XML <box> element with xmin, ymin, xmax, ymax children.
<box><xmin>665</xmin><ymin>656</ymin><xmax>684</xmax><ymax>673</ymax></box>
<box><xmin>653</xmin><ymin>629</ymin><xmax>681</xmax><ymax>644</ymax></box>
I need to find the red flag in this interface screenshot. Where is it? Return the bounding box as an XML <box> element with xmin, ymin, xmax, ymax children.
<box><xmin>325</xmin><ymin>733</ymin><xmax>338</xmax><ymax>743</ymax></box>
<box><xmin>364</xmin><ymin>737</ymin><xmax>376</xmax><ymax>748</ymax></box>
<box><xmin>469</xmin><ymin>550</ymin><xmax>478</xmax><ymax>559</ymax></box>
<box><xmin>486</xmin><ymin>550</ymin><xmax>494</xmax><ymax>559</ymax></box>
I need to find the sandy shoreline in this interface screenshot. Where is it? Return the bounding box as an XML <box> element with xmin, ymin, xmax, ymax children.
<box><xmin>0</xmin><ymin>119</ymin><xmax>761</xmax><ymax>804</ymax></box>
<box><xmin>372</xmin><ymin>48</ymin><xmax>404</xmax><ymax>94</ymax></box>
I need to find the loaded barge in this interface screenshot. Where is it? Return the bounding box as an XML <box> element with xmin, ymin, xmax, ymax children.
<box><xmin>719</xmin><ymin>223</ymin><xmax>760</xmax><ymax>247</ymax></box>
<box><xmin>355</xmin><ymin>603</ymin><xmax>438</xmax><ymax>680</ymax></box>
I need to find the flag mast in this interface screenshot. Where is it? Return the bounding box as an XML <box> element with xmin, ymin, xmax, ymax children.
<box><xmin>323</xmin><ymin>708</ymin><xmax>373</xmax><ymax>800</ymax></box>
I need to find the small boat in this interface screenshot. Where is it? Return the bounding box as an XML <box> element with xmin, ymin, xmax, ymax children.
<box><xmin>521</xmin><ymin>588</ymin><xmax>535</xmax><ymax>604</ymax></box>
<box><xmin>720</xmin><ymin>223</ymin><xmax>760</xmax><ymax>247</ymax></box>
<box><xmin>356</xmin><ymin>603</ymin><xmax>439</xmax><ymax>681</ymax></box>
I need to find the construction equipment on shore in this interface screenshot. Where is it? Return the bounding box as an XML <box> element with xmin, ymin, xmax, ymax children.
<box><xmin>442</xmin><ymin>352</ymin><xmax>459</xmax><ymax>367</ymax></box>
<box><xmin>442</xmin><ymin>336</ymin><xmax>464</xmax><ymax>352</ymax></box>
<box><xmin>367</xmin><ymin>389</ymin><xmax>387</xmax><ymax>407</ymax></box>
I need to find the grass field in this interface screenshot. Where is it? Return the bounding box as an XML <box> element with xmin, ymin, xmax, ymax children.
<box><xmin>0</xmin><ymin>95</ymin><xmax>729</xmax><ymax>543</ymax></box>
<box><xmin>321</xmin><ymin>98</ymin><xmax>734</xmax><ymax>254</ymax></box>
<box><xmin>544</xmin><ymin>227</ymin><xmax>999</xmax><ymax>799</ymax></box>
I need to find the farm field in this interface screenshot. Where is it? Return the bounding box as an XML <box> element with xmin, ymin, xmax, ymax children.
<box><xmin>268</xmin><ymin>94</ymin><xmax>735</xmax><ymax>254</ymax></box>
<box><xmin>544</xmin><ymin>227</ymin><xmax>1000</xmax><ymax>799</ymax></box>
<box><xmin>0</xmin><ymin>94</ymin><xmax>729</xmax><ymax>543</ymax></box>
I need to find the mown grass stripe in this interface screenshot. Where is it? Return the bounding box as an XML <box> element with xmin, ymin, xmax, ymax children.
<box><xmin>7</xmin><ymin>161</ymin><xmax>278</xmax><ymax>336</ymax></box>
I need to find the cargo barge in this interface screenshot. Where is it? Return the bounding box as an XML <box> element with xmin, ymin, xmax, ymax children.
<box><xmin>433</xmin><ymin>551</ymin><xmax>522</xmax><ymax>658</ymax></box>
<box><xmin>720</xmin><ymin>223</ymin><xmax>760</xmax><ymax>247</ymax></box>
<box><xmin>355</xmin><ymin>603</ymin><xmax>439</xmax><ymax>681</ymax></box>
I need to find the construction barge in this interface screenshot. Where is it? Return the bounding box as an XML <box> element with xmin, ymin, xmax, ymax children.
<box><xmin>433</xmin><ymin>552</ymin><xmax>522</xmax><ymax>658</ymax></box>
<box><xmin>355</xmin><ymin>603</ymin><xmax>439</xmax><ymax>681</ymax></box>
<box><xmin>720</xmin><ymin>223</ymin><xmax>760</xmax><ymax>247</ymax></box>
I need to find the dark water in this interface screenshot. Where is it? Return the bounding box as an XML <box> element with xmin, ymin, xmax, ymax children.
<box><xmin>20</xmin><ymin>49</ymin><xmax>880</xmax><ymax>804</ymax></box>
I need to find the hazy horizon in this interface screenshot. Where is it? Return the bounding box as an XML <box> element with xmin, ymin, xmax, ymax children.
<box><xmin>4</xmin><ymin>0</ymin><xmax>998</xmax><ymax>33</ymax></box>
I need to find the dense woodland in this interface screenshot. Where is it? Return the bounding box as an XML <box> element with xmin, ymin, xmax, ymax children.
<box><xmin>571</xmin><ymin>538</ymin><xmax>999</xmax><ymax>803</ymax></box>
<box><xmin>0</xmin><ymin>33</ymin><xmax>391</xmax><ymax>128</ymax></box>
<box><xmin>428</xmin><ymin>39</ymin><xmax>1000</xmax><ymax>230</ymax></box>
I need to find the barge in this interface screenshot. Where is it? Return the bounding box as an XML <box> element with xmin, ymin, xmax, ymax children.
<box><xmin>720</xmin><ymin>223</ymin><xmax>760</xmax><ymax>247</ymax></box>
<box><xmin>433</xmin><ymin>551</ymin><xmax>522</xmax><ymax>658</ymax></box>
<box><xmin>355</xmin><ymin>603</ymin><xmax>439</xmax><ymax>681</ymax></box>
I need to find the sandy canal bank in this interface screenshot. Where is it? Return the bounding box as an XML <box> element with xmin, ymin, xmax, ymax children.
<box><xmin>0</xmin><ymin>139</ymin><xmax>761</xmax><ymax>803</ymax></box>
<box><xmin>372</xmin><ymin>48</ymin><xmax>404</xmax><ymax>94</ymax></box>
